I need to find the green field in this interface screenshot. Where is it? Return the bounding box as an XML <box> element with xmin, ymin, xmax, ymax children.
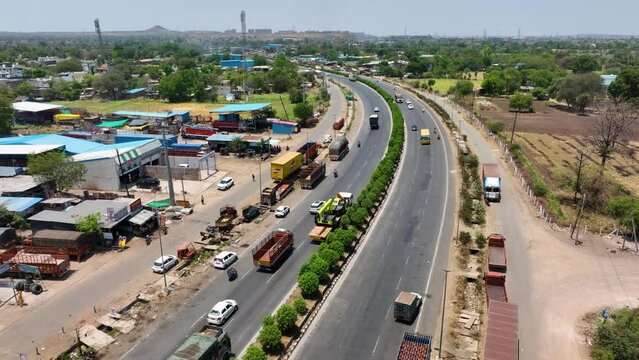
<box><xmin>428</xmin><ymin>79</ymin><xmax>482</xmax><ymax>94</ymax></box>
<box><xmin>58</xmin><ymin>91</ymin><xmax>320</xmax><ymax>121</ymax></box>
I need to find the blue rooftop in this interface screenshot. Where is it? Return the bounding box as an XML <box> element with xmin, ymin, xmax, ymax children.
<box><xmin>92</xmin><ymin>139</ymin><xmax>155</xmax><ymax>151</ymax></box>
<box><xmin>0</xmin><ymin>166</ymin><xmax>24</xmax><ymax>177</ymax></box>
<box><xmin>210</xmin><ymin>103</ymin><xmax>271</xmax><ymax>113</ymax></box>
<box><xmin>0</xmin><ymin>196</ymin><xmax>43</xmax><ymax>213</ymax></box>
<box><xmin>125</xmin><ymin>88</ymin><xmax>146</xmax><ymax>94</ymax></box>
<box><xmin>0</xmin><ymin>134</ymin><xmax>103</xmax><ymax>155</ymax></box>
<box><xmin>112</xmin><ymin>110</ymin><xmax>190</xmax><ymax>119</ymax></box>
<box><xmin>207</xmin><ymin>134</ymin><xmax>241</xmax><ymax>142</ymax></box>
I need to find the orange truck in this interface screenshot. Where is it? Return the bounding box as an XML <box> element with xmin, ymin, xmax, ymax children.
<box><xmin>251</xmin><ymin>230</ymin><xmax>294</xmax><ymax>271</ymax></box>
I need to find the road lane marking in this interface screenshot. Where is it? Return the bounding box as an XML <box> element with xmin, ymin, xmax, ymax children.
<box><xmin>396</xmin><ymin>276</ymin><xmax>402</xmax><ymax>290</ymax></box>
<box><xmin>385</xmin><ymin>304</ymin><xmax>393</xmax><ymax>319</ymax></box>
<box><xmin>240</xmin><ymin>269</ymin><xmax>252</xmax><ymax>281</ymax></box>
<box><xmin>190</xmin><ymin>313</ymin><xmax>206</xmax><ymax>330</ymax></box>
<box><xmin>371</xmin><ymin>335</ymin><xmax>381</xmax><ymax>358</ymax></box>
<box><xmin>405</xmin><ymin>256</ymin><xmax>410</xmax><ymax>266</ymax></box>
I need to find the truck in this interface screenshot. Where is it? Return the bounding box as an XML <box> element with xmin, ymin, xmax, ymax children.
<box><xmin>394</xmin><ymin>93</ymin><xmax>404</xmax><ymax>103</ymax></box>
<box><xmin>241</xmin><ymin>205</ymin><xmax>260</xmax><ymax>223</ymax></box>
<box><xmin>212</xmin><ymin>120</ymin><xmax>241</xmax><ymax>132</ymax></box>
<box><xmin>332</xmin><ymin>117</ymin><xmax>345</xmax><ymax>130</ymax></box>
<box><xmin>167</xmin><ymin>324</ymin><xmax>231</xmax><ymax>360</ymax></box>
<box><xmin>394</xmin><ymin>291</ymin><xmax>423</xmax><ymax>322</ymax></box>
<box><xmin>396</xmin><ymin>332</ymin><xmax>432</xmax><ymax>360</ymax></box>
<box><xmin>297</xmin><ymin>142</ymin><xmax>320</xmax><ymax>164</ymax></box>
<box><xmin>488</xmin><ymin>233</ymin><xmax>507</xmax><ymax>273</ymax></box>
<box><xmin>0</xmin><ymin>247</ymin><xmax>70</xmax><ymax>277</ymax></box>
<box><xmin>182</xmin><ymin>125</ymin><xmax>215</xmax><ymax>140</ymax></box>
<box><xmin>308</xmin><ymin>225</ymin><xmax>332</xmax><ymax>242</ymax></box>
<box><xmin>215</xmin><ymin>205</ymin><xmax>237</xmax><ymax>231</ymax></box>
<box><xmin>271</xmin><ymin>152</ymin><xmax>304</xmax><ymax>181</ymax></box>
<box><xmin>315</xmin><ymin>196</ymin><xmax>347</xmax><ymax>227</ymax></box>
<box><xmin>369</xmin><ymin>114</ymin><xmax>379</xmax><ymax>130</ymax></box>
<box><xmin>251</xmin><ymin>229</ymin><xmax>294</xmax><ymax>271</ymax></box>
<box><xmin>328</xmin><ymin>136</ymin><xmax>349</xmax><ymax>161</ymax></box>
<box><xmin>486</xmin><ymin>271</ymin><xmax>508</xmax><ymax>305</ymax></box>
<box><xmin>261</xmin><ymin>180</ymin><xmax>295</xmax><ymax>206</ymax></box>
<box><xmin>30</xmin><ymin>229</ymin><xmax>91</xmax><ymax>261</ymax></box>
<box><xmin>482</xmin><ymin>163</ymin><xmax>502</xmax><ymax>202</ymax></box>
<box><xmin>299</xmin><ymin>162</ymin><xmax>326</xmax><ymax>189</ymax></box>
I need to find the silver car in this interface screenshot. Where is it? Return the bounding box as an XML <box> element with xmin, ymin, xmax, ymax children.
<box><xmin>152</xmin><ymin>255</ymin><xmax>178</xmax><ymax>273</ymax></box>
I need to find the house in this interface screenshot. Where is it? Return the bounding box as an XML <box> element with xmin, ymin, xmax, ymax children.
<box><xmin>0</xmin><ymin>63</ymin><xmax>23</xmax><ymax>79</ymax></box>
<box><xmin>123</xmin><ymin>87</ymin><xmax>147</xmax><ymax>99</ymax></box>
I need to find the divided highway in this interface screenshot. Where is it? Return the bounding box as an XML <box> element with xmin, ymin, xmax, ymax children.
<box><xmin>122</xmin><ymin>75</ymin><xmax>392</xmax><ymax>359</ymax></box>
<box><xmin>292</xmin><ymin>79</ymin><xmax>456</xmax><ymax>359</ymax></box>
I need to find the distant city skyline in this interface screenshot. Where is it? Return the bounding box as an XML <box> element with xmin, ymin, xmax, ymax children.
<box><xmin>2</xmin><ymin>0</ymin><xmax>638</xmax><ymax>36</ymax></box>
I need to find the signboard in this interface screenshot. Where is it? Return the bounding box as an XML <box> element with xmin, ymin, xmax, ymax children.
<box><xmin>106</xmin><ymin>207</ymin><xmax>115</xmax><ymax>222</ymax></box>
<box><xmin>129</xmin><ymin>198</ymin><xmax>142</xmax><ymax>213</ymax></box>
<box><xmin>0</xmin><ymin>280</ymin><xmax>14</xmax><ymax>288</ymax></box>
<box><xmin>18</xmin><ymin>264</ymin><xmax>40</xmax><ymax>275</ymax></box>
<box><xmin>0</xmin><ymin>263</ymin><xmax>10</xmax><ymax>276</ymax></box>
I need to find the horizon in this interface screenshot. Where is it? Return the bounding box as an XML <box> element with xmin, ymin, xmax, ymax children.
<box><xmin>2</xmin><ymin>0</ymin><xmax>639</xmax><ymax>37</ymax></box>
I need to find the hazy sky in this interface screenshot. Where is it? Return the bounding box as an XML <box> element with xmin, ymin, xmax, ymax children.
<box><xmin>2</xmin><ymin>0</ymin><xmax>638</xmax><ymax>36</ymax></box>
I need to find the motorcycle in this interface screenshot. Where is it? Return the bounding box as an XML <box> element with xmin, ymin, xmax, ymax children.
<box><xmin>333</xmin><ymin>170</ymin><xmax>338</xmax><ymax>178</ymax></box>
<box><xmin>145</xmin><ymin>235</ymin><xmax>152</xmax><ymax>246</ymax></box>
<box><xmin>422</xmin><ymin>108</ymin><xmax>425</xmax><ymax>113</ymax></box>
<box><xmin>357</xmin><ymin>140</ymin><xmax>361</xmax><ymax>148</ymax></box>
<box><xmin>227</xmin><ymin>267</ymin><xmax>238</xmax><ymax>281</ymax></box>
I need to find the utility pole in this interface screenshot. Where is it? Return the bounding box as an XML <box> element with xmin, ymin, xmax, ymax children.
<box><xmin>156</xmin><ymin>209</ymin><xmax>168</xmax><ymax>289</ymax></box>
<box><xmin>571</xmin><ymin>193</ymin><xmax>587</xmax><ymax>244</ymax></box>
<box><xmin>162</xmin><ymin>131</ymin><xmax>176</xmax><ymax>206</ymax></box>
<box><xmin>438</xmin><ymin>269</ymin><xmax>451</xmax><ymax>359</ymax></box>
<box><xmin>573</xmin><ymin>152</ymin><xmax>586</xmax><ymax>204</ymax></box>
<box><xmin>180</xmin><ymin>168</ymin><xmax>186</xmax><ymax>202</ymax></box>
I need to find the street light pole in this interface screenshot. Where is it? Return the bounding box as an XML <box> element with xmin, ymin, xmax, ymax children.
<box><xmin>438</xmin><ymin>269</ymin><xmax>451</xmax><ymax>359</ymax></box>
<box><xmin>156</xmin><ymin>209</ymin><xmax>168</xmax><ymax>289</ymax></box>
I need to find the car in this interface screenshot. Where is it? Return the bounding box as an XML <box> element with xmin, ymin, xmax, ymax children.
<box><xmin>374</xmin><ymin>107</ymin><xmax>380</xmax><ymax>112</ymax></box>
<box><xmin>323</xmin><ymin>134</ymin><xmax>333</xmax><ymax>144</ymax></box>
<box><xmin>152</xmin><ymin>255</ymin><xmax>178</xmax><ymax>273</ymax></box>
<box><xmin>136</xmin><ymin>176</ymin><xmax>160</xmax><ymax>188</ymax></box>
<box><xmin>411</xmin><ymin>124</ymin><xmax>418</xmax><ymax>131</ymax></box>
<box><xmin>207</xmin><ymin>299</ymin><xmax>238</xmax><ymax>325</ymax></box>
<box><xmin>213</xmin><ymin>251</ymin><xmax>238</xmax><ymax>269</ymax></box>
<box><xmin>309</xmin><ymin>200</ymin><xmax>326</xmax><ymax>214</ymax></box>
<box><xmin>406</xmin><ymin>99</ymin><xmax>412</xmax><ymax>105</ymax></box>
<box><xmin>275</xmin><ymin>206</ymin><xmax>290</xmax><ymax>218</ymax></box>
<box><xmin>178</xmin><ymin>163</ymin><xmax>190</xmax><ymax>168</ymax></box>
<box><xmin>217</xmin><ymin>177</ymin><xmax>234</xmax><ymax>191</ymax></box>
<box><xmin>407</xmin><ymin>104</ymin><xmax>415</xmax><ymax>110</ymax></box>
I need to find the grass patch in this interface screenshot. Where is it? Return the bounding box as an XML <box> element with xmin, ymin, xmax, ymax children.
<box><xmin>411</xmin><ymin>78</ymin><xmax>481</xmax><ymax>94</ymax></box>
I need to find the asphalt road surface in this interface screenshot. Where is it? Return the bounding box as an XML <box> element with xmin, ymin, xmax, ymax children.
<box><xmin>121</xmin><ymin>75</ymin><xmax>392</xmax><ymax>359</ymax></box>
<box><xmin>292</xmin><ymin>78</ymin><xmax>456</xmax><ymax>360</ymax></box>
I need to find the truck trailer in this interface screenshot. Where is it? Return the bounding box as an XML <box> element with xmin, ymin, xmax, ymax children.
<box><xmin>308</xmin><ymin>225</ymin><xmax>332</xmax><ymax>242</ymax></box>
<box><xmin>182</xmin><ymin>125</ymin><xmax>215</xmax><ymax>139</ymax></box>
<box><xmin>261</xmin><ymin>180</ymin><xmax>295</xmax><ymax>206</ymax></box>
<box><xmin>271</xmin><ymin>152</ymin><xmax>304</xmax><ymax>181</ymax></box>
<box><xmin>168</xmin><ymin>325</ymin><xmax>231</xmax><ymax>360</ymax></box>
<box><xmin>488</xmin><ymin>233</ymin><xmax>507</xmax><ymax>273</ymax></box>
<box><xmin>0</xmin><ymin>247</ymin><xmax>70</xmax><ymax>277</ymax></box>
<box><xmin>251</xmin><ymin>229</ymin><xmax>294</xmax><ymax>271</ymax></box>
<box><xmin>369</xmin><ymin>114</ymin><xmax>379</xmax><ymax>130</ymax></box>
<box><xmin>297</xmin><ymin>142</ymin><xmax>320</xmax><ymax>164</ymax></box>
<box><xmin>328</xmin><ymin>136</ymin><xmax>349</xmax><ymax>161</ymax></box>
<box><xmin>482</xmin><ymin>163</ymin><xmax>502</xmax><ymax>202</ymax></box>
<box><xmin>396</xmin><ymin>332</ymin><xmax>432</xmax><ymax>360</ymax></box>
<box><xmin>486</xmin><ymin>272</ymin><xmax>508</xmax><ymax>305</ymax></box>
<box><xmin>299</xmin><ymin>162</ymin><xmax>326</xmax><ymax>189</ymax></box>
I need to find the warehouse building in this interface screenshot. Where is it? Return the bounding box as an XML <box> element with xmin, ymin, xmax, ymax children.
<box><xmin>12</xmin><ymin>101</ymin><xmax>64</xmax><ymax>124</ymax></box>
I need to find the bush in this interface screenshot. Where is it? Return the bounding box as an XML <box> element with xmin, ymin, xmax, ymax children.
<box><xmin>351</xmin><ymin>207</ymin><xmax>368</xmax><ymax>228</ymax></box>
<box><xmin>328</xmin><ymin>239</ymin><xmax>345</xmax><ymax>255</ymax></box>
<box><xmin>299</xmin><ymin>261</ymin><xmax>311</xmax><ymax>277</ymax></box>
<box><xmin>262</xmin><ymin>314</ymin><xmax>275</xmax><ymax>327</ymax></box>
<box><xmin>309</xmin><ymin>254</ymin><xmax>330</xmax><ymax>282</ymax></box>
<box><xmin>244</xmin><ymin>344</ymin><xmax>267</xmax><ymax>360</ymax></box>
<box><xmin>459</xmin><ymin>231</ymin><xmax>472</xmax><ymax>246</ymax></box>
<box><xmin>487</xmin><ymin>121</ymin><xmax>505</xmax><ymax>135</ymax></box>
<box><xmin>293</xmin><ymin>297</ymin><xmax>308</xmax><ymax>316</ymax></box>
<box><xmin>258</xmin><ymin>324</ymin><xmax>282</xmax><ymax>353</ymax></box>
<box><xmin>319</xmin><ymin>247</ymin><xmax>340</xmax><ymax>269</ymax></box>
<box><xmin>593</xmin><ymin>308</ymin><xmax>639</xmax><ymax>360</ymax></box>
<box><xmin>339</xmin><ymin>214</ymin><xmax>351</xmax><ymax>228</ymax></box>
<box><xmin>460</xmin><ymin>197</ymin><xmax>474</xmax><ymax>225</ymax></box>
<box><xmin>298</xmin><ymin>271</ymin><xmax>319</xmax><ymax>298</ymax></box>
<box><xmin>275</xmin><ymin>304</ymin><xmax>297</xmax><ymax>333</ymax></box>
<box><xmin>475</xmin><ymin>233</ymin><xmax>487</xmax><ymax>249</ymax></box>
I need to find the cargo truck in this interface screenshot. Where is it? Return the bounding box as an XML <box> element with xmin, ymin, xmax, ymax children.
<box><xmin>297</xmin><ymin>142</ymin><xmax>320</xmax><ymax>164</ymax></box>
<box><xmin>369</xmin><ymin>114</ymin><xmax>379</xmax><ymax>130</ymax></box>
<box><xmin>488</xmin><ymin>233</ymin><xmax>507</xmax><ymax>273</ymax></box>
<box><xmin>329</xmin><ymin>136</ymin><xmax>349</xmax><ymax>161</ymax></box>
<box><xmin>332</xmin><ymin>117</ymin><xmax>345</xmax><ymax>130</ymax></box>
<box><xmin>271</xmin><ymin>152</ymin><xmax>304</xmax><ymax>181</ymax></box>
<box><xmin>482</xmin><ymin>163</ymin><xmax>502</xmax><ymax>202</ymax></box>
<box><xmin>182</xmin><ymin>125</ymin><xmax>215</xmax><ymax>139</ymax></box>
<box><xmin>215</xmin><ymin>206</ymin><xmax>237</xmax><ymax>231</ymax></box>
<box><xmin>394</xmin><ymin>93</ymin><xmax>404</xmax><ymax>103</ymax></box>
<box><xmin>308</xmin><ymin>226</ymin><xmax>332</xmax><ymax>242</ymax></box>
<box><xmin>486</xmin><ymin>272</ymin><xmax>508</xmax><ymax>305</ymax></box>
<box><xmin>0</xmin><ymin>247</ymin><xmax>70</xmax><ymax>277</ymax></box>
<box><xmin>299</xmin><ymin>162</ymin><xmax>326</xmax><ymax>189</ymax></box>
<box><xmin>251</xmin><ymin>229</ymin><xmax>294</xmax><ymax>271</ymax></box>
<box><xmin>261</xmin><ymin>180</ymin><xmax>295</xmax><ymax>206</ymax></box>
<box><xmin>396</xmin><ymin>332</ymin><xmax>432</xmax><ymax>360</ymax></box>
<box><xmin>348</xmin><ymin>73</ymin><xmax>356</xmax><ymax>81</ymax></box>
<box><xmin>167</xmin><ymin>325</ymin><xmax>232</xmax><ymax>360</ymax></box>
<box><xmin>394</xmin><ymin>291</ymin><xmax>423</xmax><ymax>322</ymax></box>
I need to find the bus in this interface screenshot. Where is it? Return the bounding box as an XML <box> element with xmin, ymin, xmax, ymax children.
<box><xmin>420</xmin><ymin>129</ymin><xmax>431</xmax><ymax>145</ymax></box>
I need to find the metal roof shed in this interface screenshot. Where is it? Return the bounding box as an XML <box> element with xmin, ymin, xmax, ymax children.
<box><xmin>0</xmin><ymin>196</ymin><xmax>43</xmax><ymax>216</ymax></box>
<box><xmin>210</xmin><ymin>103</ymin><xmax>271</xmax><ymax>113</ymax></box>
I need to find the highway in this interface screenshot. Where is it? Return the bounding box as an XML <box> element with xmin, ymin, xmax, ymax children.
<box><xmin>292</xmin><ymin>79</ymin><xmax>456</xmax><ymax>359</ymax></box>
<box><xmin>122</xmin><ymin>75</ymin><xmax>393</xmax><ymax>359</ymax></box>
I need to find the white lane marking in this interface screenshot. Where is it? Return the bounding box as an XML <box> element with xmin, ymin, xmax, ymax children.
<box><xmin>240</xmin><ymin>269</ymin><xmax>252</xmax><ymax>281</ymax></box>
<box><xmin>371</xmin><ymin>335</ymin><xmax>381</xmax><ymax>357</ymax></box>
<box><xmin>405</xmin><ymin>256</ymin><xmax>410</xmax><ymax>266</ymax></box>
<box><xmin>190</xmin><ymin>313</ymin><xmax>206</xmax><ymax>330</ymax></box>
<box><xmin>396</xmin><ymin>276</ymin><xmax>402</xmax><ymax>290</ymax></box>
<box><xmin>415</xmin><ymin>90</ymin><xmax>453</xmax><ymax>332</ymax></box>
<box><xmin>266</xmin><ymin>272</ymin><xmax>278</xmax><ymax>284</ymax></box>
<box><xmin>385</xmin><ymin>304</ymin><xmax>393</xmax><ymax>320</ymax></box>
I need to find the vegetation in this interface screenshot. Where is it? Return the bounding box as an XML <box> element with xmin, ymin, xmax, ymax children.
<box><xmin>508</xmin><ymin>92</ymin><xmax>534</xmax><ymax>143</ymax></box>
<box><xmin>0</xmin><ymin>205</ymin><xmax>29</xmax><ymax>230</ymax></box>
<box><xmin>293</xmin><ymin>102</ymin><xmax>313</xmax><ymax>120</ymax></box>
<box><xmin>27</xmin><ymin>151</ymin><xmax>87</xmax><ymax>192</ymax></box>
<box><xmin>275</xmin><ymin>304</ymin><xmax>297</xmax><ymax>333</ymax></box>
<box><xmin>593</xmin><ymin>308</ymin><xmax>639</xmax><ymax>360</ymax></box>
<box><xmin>158</xmin><ymin>68</ymin><xmax>214</xmax><ymax>102</ymax></box>
<box><xmin>298</xmin><ymin>271</ymin><xmax>320</xmax><ymax>298</ymax></box>
<box><xmin>74</xmin><ymin>213</ymin><xmax>101</xmax><ymax>236</ymax></box>
<box><xmin>243</xmin><ymin>345</ymin><xmax>266</xmax><ymax>360</ymax></box>
<box><xmin>588</xmin><ymin>98</ymin><xmax>638</xmax><ymax>167</ymax></box>
<box><xmin>257</xmin><ymin>324</ymin><xmax>281</xmax><ymax>353</ymax></box>
<box><xmin>293</xmin><ymin>297</ymin><xmax>308</xmax><ymax>316</ymax></box>
<box><xmin>0</xmin><ymin>95</ymin><xmax>13</xmax><ymax>135</ymax></box>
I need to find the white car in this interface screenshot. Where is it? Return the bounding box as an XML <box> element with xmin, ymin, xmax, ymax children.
<box><xmin>152</xmin><ymin>255</ymin><xmax>178</xmax><ymax>273</ymax></box>
<box><xmin>309</xmin><ymin>201</ymin><xmax>326</xmax><ymax>214</ymax></box>
<box><xmin>374</xmin><ymin>107</ymin><xmax>380</xmax><ymax>112</ymax></box>
<box><xmin>406</xmin><ymin>99</ymin><xmax>412</xmax><ymax>105</ymax></box>
<box><xmin>213</xmin><ymin>251</ymin><xmax>238</xmax><ymax>269</ymax></box>
<box><xmin>217</xmin><ymin>177</ymin><xmax>234</xmax><ymax>191</ymax></box>
<box><xmin>207</xmin><ymin>299</ymin><xmax>238</xmax><ymax>325</ymax></box>
<box><xmin>275</xmin><ymin>206</ymin><xmax>290</xmax><ymax>218</ymax></box>
<box><xmin>323</xmin><ymin>134</ymin><xmax>333</xmax><ymax>144</ymax></box>
<box><xmin>407</xmin><ymin>104</ymin><xmax>415</xmax><ymax>110</ymax></box>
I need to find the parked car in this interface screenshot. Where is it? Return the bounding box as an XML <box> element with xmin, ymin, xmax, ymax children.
<box><xmin>207</xmin><ymin>299</ymin><xmax>238</xmax><ymax>325</ymax></box>
<box><xmin>137</xmin><ymin>176</ymin><xmax>160</xmax><ymax>188</ymax></box>
<box><xmin>275</xmin><ymin>206</ymin><xmax>290</xmax><ymax>218</ymax></box>
<box><xmin>213</xmin><ymin>251</ymin><xmax>238</xmax><ymax>269</ymax></box>
<box><xmin>374</xmin><ymin>107</ymin><xmax>380</xmax><ymax>112</ymax></box>
<box><xmin>411</xmin><ymin>124</ymin><xmax>418</xmax><ymax>131</ymax></box>
<box><xmin>217</xmin><ymin>177</ymin><xmax>234</xmax><ymax>191</ymax></box>
<box><xmin>309</xmin><ymin>200</ymin><xmax>326</xmax><ymax>214</ymax></box>
<box><xmin>152</xmin><ymin>255</ymin><xmax>178</xmax><ymax>273</ymax></box>
<box><xmin>407</xmin><ymin>104</ymin><xmax>415</xmax><ymax>110</ymax></box>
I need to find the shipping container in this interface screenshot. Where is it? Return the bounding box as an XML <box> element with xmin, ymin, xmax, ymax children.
<box><xmin>297</xmin><ymin>142</ymin><xmax>320</xmax><ymax>164</ymax></box>
<box><xmin>484</xmin><ymin>301</ymin><xmax>518</xmax><ymax>360</ymax></box>
<box><xmin>270</xmin><ymin>152</ymin><xmax>303</xmax><ymax>181</ymax></box>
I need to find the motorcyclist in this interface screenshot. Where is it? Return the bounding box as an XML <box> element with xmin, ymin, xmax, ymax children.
<box><xmin>227</xmin><ymin>267</ymin><xmax>237</xmax><ymax>280</ymax></box>
<box><xmin>333</xmin><ymin>169</ymin><xmax>338</xmax><ymax>178</ymax></box>
<box><xmin>422</xmin><ymin>107</ymin><xmax>425</xmax><ymax>112</ymax></box>
<box><xmin>357</xmin><ymin>140</ymin><xmax>361</xmax><ymax>148</ymax></box>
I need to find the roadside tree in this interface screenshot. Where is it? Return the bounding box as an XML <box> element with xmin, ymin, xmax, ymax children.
<box><xmin>15</xmin><ymin>82</ymin><xmax>37</xmax><ymax>99</ymax></box>
<box><xmin>293</xmin><ymin>102</ymin><xmax>313</xmax><ymax>120</ymax></box>
<box><xmin>258</xmin><ymin>324</ymin><xmax>282</xmax><ymax>353</ymax></box>
<box><xmin>275</xmin><ymin>304</ymin><xmax>297</xmax><ymax>333</ymax></box>
<box><xmin>27</xmin><ymin>151</ymin><xmax>86</xmax><ymax>192</ymax></box>
<box><xmin>308</xmin><ymin>254</ymin><xmax>329</xmax><ymax>282</ymax></box>
<box><xmin>0</xmin><ymin>205</ymin><xmax>28</xmax><ymax>230</ymax></box>
<box><xmin>298</xmin><ymin>271</ymin><xmax>319</xmax><ymax>298</ymax></box>
<box><xmin>94</xmin><ymin>70</ymin><xmax>127</xmax><ymax>100</ymax></box>
<box><xmin>293</xmin><ymin>297</ymin><xmax>308</xmax><ymax>315</ymax></box>
<box><xmin>608</xmin><ymin>67</ymin><xmax>639</xmax><ymax>106</ymax></box>
<box><xmin>588</xmin><ymin>98</ymin><xmax>639</xmax><ymax>167</ymax></box>
<box><xmin>556</xmin><ymin>73</ymin><xmax>601</xmax><ymax>109</ymax></box>
<box><xmin>575</xmin><ymin>93</ymin><xmax>593</xmax><ymax>114</ymax></box>
<box><xmin>244</xmin><ymin>345</ymin><xmax>266</xmax><ymax>360</ymax></box>
<box><xmin>508</xmin><ymin>92</ymin><xmax>534</xmax><ymax>144</ymax></box>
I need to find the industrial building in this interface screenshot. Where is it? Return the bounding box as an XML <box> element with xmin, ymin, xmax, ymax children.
<box><xmin>0</xmin><ymin>196</ymin><xmax>43</xmax><ymax>216</ymax></box>
<box><xmin>12</xmin><ymin>101</ymin><xmax>64</xmax><ymax>124</ymax></box>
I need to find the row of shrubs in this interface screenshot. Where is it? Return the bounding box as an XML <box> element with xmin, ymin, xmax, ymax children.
<box><xmin>245</xmin><ymin>71</ymin><xmax>406</xmax><ymax>359</ymax></box>
<box><xmin>459</xmin><ymin>152</ymin><xmax>486</xmax><ymax>225</ymax></box>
